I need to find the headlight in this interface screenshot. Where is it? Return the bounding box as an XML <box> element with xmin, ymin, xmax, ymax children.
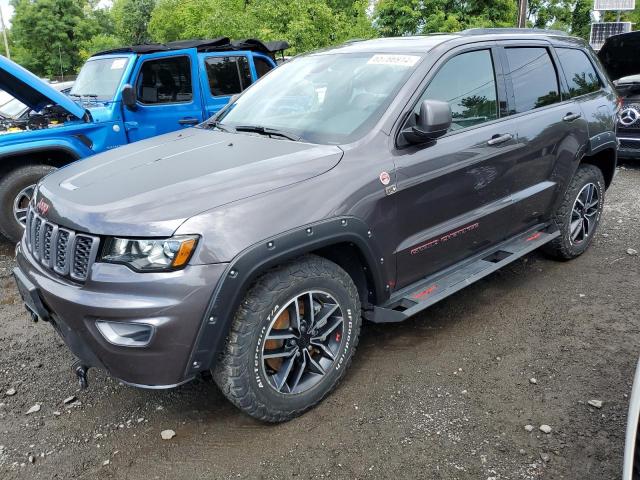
<box><xmin>101</xmin><ymin>235</ymin><xmax>198</xmax><ymax>271</ymax></box>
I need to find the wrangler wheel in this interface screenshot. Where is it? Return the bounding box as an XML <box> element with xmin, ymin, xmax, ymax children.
<box><xmin>0</xmin><ymin>164</ymin><xmax>56</xmax><ymax>243</ymax></box>
<box><xmin>213</xmin><ymin>255</ymin><xmax>361</xmax><ymax>422</ymax></box>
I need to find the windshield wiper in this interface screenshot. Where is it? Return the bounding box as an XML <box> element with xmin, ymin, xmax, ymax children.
<box><xmin>235</xmin><ymin>125</ymin><xmax>302</xmax><ymax>141</ymax></box>
<box><xmin>204</xmin><ymin>120</ymin><xmax>234</xmax><ymax>133</ymax></box>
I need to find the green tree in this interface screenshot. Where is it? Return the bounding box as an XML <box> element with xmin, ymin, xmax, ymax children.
<box><xmin>528</xmin><ymin>0</ymin><xmax>593</xmax><ymax>38</ymax></box>
<box><xmin>111</xmin><ymin>0</ymin><xmax>156</xmax><ymax>45</ymax></box>
<box><xmin>149</xmin><ymin>0</ymin><xmax>375</xmax><ymax>54</ymax></box>
<box><xmin>374</xmin><ymin>0</ymin><xmax>516</xmax><ymax>36</ymax></box>
<box><xmin>10</xmin><ymin>0</ymin><xmax>111</xmax><ymax>76</ymax></box>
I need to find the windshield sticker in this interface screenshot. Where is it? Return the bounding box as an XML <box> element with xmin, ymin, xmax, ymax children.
<box><xmin>110</xmin><ymin>58</ymin><xmax>127</xmax><ymax>70</ymax></box>
<box><xmin>367</xmin><ymin>54</ymin><xmax>420</xmax><ymax>67</ymax></box>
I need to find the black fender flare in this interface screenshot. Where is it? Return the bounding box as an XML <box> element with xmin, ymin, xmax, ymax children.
<box><xmin>185</xmin><ymin>216</ymin><xmax>388</xmax><ymax>376</ymax></box>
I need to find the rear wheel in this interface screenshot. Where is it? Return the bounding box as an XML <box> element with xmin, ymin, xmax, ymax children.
<box><xmin>0</xmin><ymin>164</ymin><xmax>56</xmax><ymax>243</ymax></box>
<box><xmin>213</xmin><ymin>255</ymin><xmax>361</xmax><ymax>422</ymax></box>
<box><xmin>543</xmin><ymin>164</ymin><xmax>605</xmax><ymax>260</ymax></box>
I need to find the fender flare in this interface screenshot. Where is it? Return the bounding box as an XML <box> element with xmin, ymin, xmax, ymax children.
<box><xmin>185</xmin><ymin>216</ymin><xmax>388</xmax><ymax>376</ymax></box>
<box><xmin>0</xmin><ymin>138</ymin><xmax>89</xmax><ymax>168</ymax></box>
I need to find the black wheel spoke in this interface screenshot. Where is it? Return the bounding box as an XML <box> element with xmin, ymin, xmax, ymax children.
<box><xmin>310</xmin><ymin>339</ymin><xmax>336</xmax><ymax>361</ymax></box>
<box><xmin>261</xmin><ymin>290</ymin><xmax>345</xmax><ymax>395</ymax></box>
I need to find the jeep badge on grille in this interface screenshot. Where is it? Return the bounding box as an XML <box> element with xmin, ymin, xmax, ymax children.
<box><xmin>36</xmin><ymin>199</ymin><xmax>50</xmax><ymax>216</ymax></box>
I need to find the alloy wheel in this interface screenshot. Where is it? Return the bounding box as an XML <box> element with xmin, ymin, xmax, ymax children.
<box><xmin>570</xmin><ymin>182</ymin><xmax>599</xmax><ymax>244</ymax></box>
<box><xmin>13</xmin><ymin>183</ymin><xmax>35</xmax><ymax>226</ymax></box>
<box><xmin>261</xmin><ymin>290</ymin><xmax>345</xmax><ymax>395</ymax></box>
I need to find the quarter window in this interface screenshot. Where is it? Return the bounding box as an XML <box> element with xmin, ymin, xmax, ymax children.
<box><xmin>136</xmin><ymin>56</ymin><xmax>193</xmax><ymax>104</ymax></box>
<box><xmin>416</xmin><ymin>49</ymin><xmax>498</xmax><ymax>132</ymax></box>
<box><xmin>505</xmin><ymin>47</ymin><xmax>560</xmax><ymax>114</ymax></box>
<box><xmin>556</xmin><ymin>48</ymin><xmax>602</xmax><ymax>97</ymax></box>
<box><xmin>205</xmin><ymin>56</ymin><xmax>252</xmax><ymax>96</ymax></box>
<box><xmin>253</xmin><ymin>57</ymin><xmax>274</xmax><ymax>78</ymax></box>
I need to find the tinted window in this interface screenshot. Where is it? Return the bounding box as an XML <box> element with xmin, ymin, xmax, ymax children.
<box><xmin>205</xmin><ymin>56</ymin><xmax>252</xmax><ymax>96</ymax></box>
<box><xmin>556</xmin><ymin>48</ymin><xmax>602</xmax><ymax>97</ymax></box>
<box><xmin>254</xmin><ymin>57</ymin><xmax>274</xmax><ymax>78</ymax></box>
<box><xmin>416</xmin><ymin>49</ymin><xmax>498</xmax><ymax>131</ymax></box>
<box><xmin>136</xmin><ymin>56</ymin><xmax>192</xmax><ymax>104</ymax></box>
<box><xmin>505</xmin><ymin>48</ymin><xmax>560</xmax><ymax>113</ymax></box>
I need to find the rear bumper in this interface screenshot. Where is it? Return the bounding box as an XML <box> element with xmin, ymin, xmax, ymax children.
<box><xmin>15</xmin><ymin>240</ymin><xmax>227</xmax><ymax>387</ymax></box>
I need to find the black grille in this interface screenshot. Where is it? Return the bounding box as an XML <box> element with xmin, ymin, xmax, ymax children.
<box><xmin>620</xmin><ymin>139</ymin><xmax>640</xmax><ymax>151</ymax></box>
<box><xmin>72</xmin><ymin>236</ymin><xmax>94</xmax><ymax>279</ymax></box>
<box><xmin>25</xmin><ymin>206</ymin><xmax>99</xmax><ymax>281</ymax></box>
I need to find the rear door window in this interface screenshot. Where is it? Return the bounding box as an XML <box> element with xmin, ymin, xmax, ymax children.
<box><xmin>556</xmin><ymin>48</ymin><xmax>602</xmax><ymax>97</ymax></box>
<box><xmin>505</xmin><ymin>47</ymin><xmax>560</xmax><ymax>114</ymax></box>
<box><xmin>205</xmin><ymin>56</ymin><xmax>252</xmax><ymax>96</ymax></box>
<box><xmin>415</xmin><ymin>49</ymin><xmax>499</xmax><ymax>132</ymax></box>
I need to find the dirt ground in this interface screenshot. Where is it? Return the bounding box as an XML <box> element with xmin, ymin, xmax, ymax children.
<box><xmin>0</xmin><ymin>163</ymin><xmax>639</xmax><ymax>480</ymax></box>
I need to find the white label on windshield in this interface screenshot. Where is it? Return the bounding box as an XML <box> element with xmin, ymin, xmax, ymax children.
<box><xmin>367</xmin><ymin>54</ymin><xmax>420</xmax><ymax>67</ymax></box>
<box><xmin>110</xmin><ymin>58</ymin><xmax>127</xmax><ymax>70</ymax></box>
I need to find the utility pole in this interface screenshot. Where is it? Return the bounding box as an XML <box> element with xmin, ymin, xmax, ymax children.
<box><xmin>517</xmin><ymin>0</ymin><xmax>528</xmax><ymax>28</ymax></box>
<box><xmin>0</xmin><ymin>6</ymin><xmax>10</xmax><ymax>59</ymax></box>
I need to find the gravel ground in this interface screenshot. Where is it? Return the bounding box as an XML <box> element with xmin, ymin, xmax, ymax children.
<box><xmin>0</xmin><ymin>163</ymin><xmax>639</xmax><ymax>480</ymax></box>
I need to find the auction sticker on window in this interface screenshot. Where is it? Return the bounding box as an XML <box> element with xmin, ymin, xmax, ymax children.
<box><xmin>111</xmin><ymin>58</ymin><xmax>127</xmax><ymax>70</ymax></box>
<box><xmin>367</xmin><ymin>54</ymin><xmax>420</xmax><ymax>67</ymax></box>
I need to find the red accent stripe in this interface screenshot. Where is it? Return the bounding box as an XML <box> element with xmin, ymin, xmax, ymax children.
<box><xmin>413</xmin><ymin>285</ymin><xmax>438</xmax><ymax>299</ymax></box>
<box><xmin>526</xmin><ymin>232</ymin><xmax>542</xmax><ymax>242</ymax></box>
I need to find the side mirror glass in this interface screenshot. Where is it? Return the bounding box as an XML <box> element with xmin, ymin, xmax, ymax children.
<box><xmin>121</xmin><ymin>84</ymin><xmax>137</xmax><ymax>110</ymax></box>
<box><xmin>403</xmin><ymin>99</ymin><xmax>452</xmax><ymax>144</ymax></box>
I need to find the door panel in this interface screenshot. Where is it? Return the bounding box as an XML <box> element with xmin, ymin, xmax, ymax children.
<box><xmin>393</xmin><ymin>48</ymin><xmax>517</xmax><ymax>289</ymax></box>
<box><xmin>123</xmin><ymin>51</ymin><xmax>204</xmax><ymax>142</ymax></box>
<box><xmin>498</xmin><ymin>44</ymin><xmax>589</xmax><ymax>236</ymax></box>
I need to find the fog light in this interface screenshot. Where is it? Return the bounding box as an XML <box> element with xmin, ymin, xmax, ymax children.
<box><xmin>96</xmin><ymin>321</ymin><xmax>154</xmax><ymax>347</ymax></box>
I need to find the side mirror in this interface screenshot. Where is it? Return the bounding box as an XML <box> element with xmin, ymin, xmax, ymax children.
<box><xmin>403</xmin><ymin>99</ymin><xmax>452</xmax><ymax>144</ymax></box>
<box><xmin>121</xmin><ymin>84</ymin><xmax>137</xmax><ymax>110</ymax></box>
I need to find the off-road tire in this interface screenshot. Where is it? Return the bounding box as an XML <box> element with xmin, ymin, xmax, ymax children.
<box><xmin>213</xmin><ymin>255</ymin><xmax>362</xmax><ymax>422</ymax></box>
<box><xmin>0</xmin><ymin>164</ymin><xmax>56</xmax><ymax>243</ymax></box>
<box><xmin>543</xmin><ymin>164</ymin><xmax>605</xmax><ymax>260</ymax></box>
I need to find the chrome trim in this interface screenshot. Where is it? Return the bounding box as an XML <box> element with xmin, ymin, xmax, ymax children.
<box><xmin>618</xmin><ymin>137</ymin><xmax>640</xmax><ymax>142</ymax></box>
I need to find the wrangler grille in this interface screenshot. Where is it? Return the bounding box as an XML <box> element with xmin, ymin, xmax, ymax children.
<box><xmin>25</xmin><ymin>206</ymin><xmax>99</xmax><ymax>281</ymax></box>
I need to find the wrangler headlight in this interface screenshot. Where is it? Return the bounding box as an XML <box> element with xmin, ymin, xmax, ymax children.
<box><xmin>101</xmin><ymin>235</ymin><xmax>198</xmax><ymax>271</ymax></box>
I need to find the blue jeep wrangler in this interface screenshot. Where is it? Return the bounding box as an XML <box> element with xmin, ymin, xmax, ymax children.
<box><xmin>0</xmin><ymin>37</ymin><xmax>286</xmax><ymax>242</ymax></box>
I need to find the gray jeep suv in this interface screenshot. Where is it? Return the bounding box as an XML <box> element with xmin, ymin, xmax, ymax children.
<box><xmin>13</xmin><ymin>29</ymin><xmax>618</xmax><ymax>422</ymax></box>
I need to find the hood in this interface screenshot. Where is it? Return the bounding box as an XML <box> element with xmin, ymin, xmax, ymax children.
<box><xmin>37</xmin><ymin>128</ymin><xmax>343</xmax><ymax>237</ymax></box>
<box><xmin>598</xmin><ymin>31</ymin><xmax>640</xmax><ymax>81</ymax></box>
<box><xmin>0</xmin><ymin>56</ymin><xmax>86</xmax><ymax>119</ymax></box>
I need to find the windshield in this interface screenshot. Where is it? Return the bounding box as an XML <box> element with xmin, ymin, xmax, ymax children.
<box><xmin>0</xmin><ymin>97</ymin><xmax>28</xmax><ymax>118</ymax></box>
<box><xmin>214</xmin><ymin>53</ymin><xmax>422</xmax><ymax>144</ymax></box>
<box><xmin>70</xmin><ymin>56</ymin><xmax>130</xmax><ymax>101</ymax></box>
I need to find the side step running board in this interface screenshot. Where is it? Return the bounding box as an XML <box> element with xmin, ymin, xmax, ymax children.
<box><xmin>365</xmin><ymin>224</ymin><xmax>559</xmax><ymax>323</ymax></box>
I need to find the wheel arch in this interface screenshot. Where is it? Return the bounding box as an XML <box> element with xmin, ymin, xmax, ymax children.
<box><xmin>0</xmin><ymin>145</ymin><xmax>82</xmax><ymax>177</ymax></box>
<box><xmin>185</xmin><ymin>216</ymin><xmax>388</xmax><ymax>378</ymax></box>
<box><xmin>580</xmin><ymin>146</ymin><xmax>617</xmax><ymax>189</ymax></box>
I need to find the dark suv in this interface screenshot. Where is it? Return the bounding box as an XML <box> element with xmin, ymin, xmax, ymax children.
<box><xmin>13</xmin><ymin>29</ymin><xmax>618</xmax><ymax>422</ymax></box>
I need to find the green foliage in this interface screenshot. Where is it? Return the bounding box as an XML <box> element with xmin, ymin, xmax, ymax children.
<box><xmin>374</xmin><ymin>0</ymin><xmax>517</xmax><ymax>36</ymax></box>
<box><xmin>10</xmin><ymin>0</ymin><xmax>109</xmax><ymax>77</ymax></box>
<box><xmin>528</xmin><ymin>0</ymin><xmax>593</xmax><ymax>39</ymax></box>
<box><xmin>112</xmin><ymin>0</ymin><xmax>156</xmax><ymax>45</ymax></box>
<box><xmin>148</xmin><ymin>0</ymin><xmax>375</xmax><ymax>54</ymax></box>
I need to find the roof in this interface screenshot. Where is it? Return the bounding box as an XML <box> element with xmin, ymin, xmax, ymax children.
<box><xmin>322</xmin><ymin>28</ymin><xmax>580</xmax><ymax>55</ymax></box>
<box><xmin>92</xmin><ymin>38</ymin><xmax>290</xmax><ymax>57</ymax></box>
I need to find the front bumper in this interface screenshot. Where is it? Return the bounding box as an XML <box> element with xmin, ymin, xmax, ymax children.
<box><xmin>618</xmin><ymin>136</ymin><xmax>640</xmax><ymax>159</ymax></box>
<box><xmin>15</xmin><ymin>240</ymin><xmax>227</xmax><ymax>387</ymax></box>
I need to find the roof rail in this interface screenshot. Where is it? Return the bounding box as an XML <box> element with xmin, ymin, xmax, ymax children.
<box><xmin>461</xmin><ymin>28</ymin><xmax>569</xmax><ymax>36</ymax></box>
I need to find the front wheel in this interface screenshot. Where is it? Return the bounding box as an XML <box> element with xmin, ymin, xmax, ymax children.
<box><xmin>213</xmin><ymin>255</ymin><xmax>362</xmax><ymax>422</ymax></box>
<box><xmin>0</xmin><ymin>164</ymin><xmax>56</xmax><ymax>243</ymax></box>
<box><xmin>543</xmin><ymin>164</ymin><xmax>605</xmax><ymax>260</ymax></box>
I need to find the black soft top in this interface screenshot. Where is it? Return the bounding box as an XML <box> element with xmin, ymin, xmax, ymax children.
<box><xmin>93</xmin><ymin>38</ymin><xmax>289</xmax><ymax>57</ymax></box>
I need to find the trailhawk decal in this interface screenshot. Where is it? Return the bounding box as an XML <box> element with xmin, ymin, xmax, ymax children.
<box><xmin>410</xmin><ymin>222</ymin><xmax>480</xmax><ymax>255</ymax></box>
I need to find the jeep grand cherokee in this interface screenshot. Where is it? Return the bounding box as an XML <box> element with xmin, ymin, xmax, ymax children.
<box><xmin>13</xmin><ymin>29</ymin><xmax>618</xmax><ymax>422</ymax></box>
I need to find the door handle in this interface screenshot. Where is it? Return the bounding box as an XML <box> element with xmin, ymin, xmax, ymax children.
<box><xmin>563</xmin><ymin>112</ymin><xmax>582</xmax><ymax>122</ymax></box>
<box><xmin>178</xmin><ymin>117</ymin><xmax>199</xmax><ymax>125</ymax></box>
<box><xmin>487</xmin><ymin>133</ymin><xmax>513</xmax><ymax>146</ymax></box>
